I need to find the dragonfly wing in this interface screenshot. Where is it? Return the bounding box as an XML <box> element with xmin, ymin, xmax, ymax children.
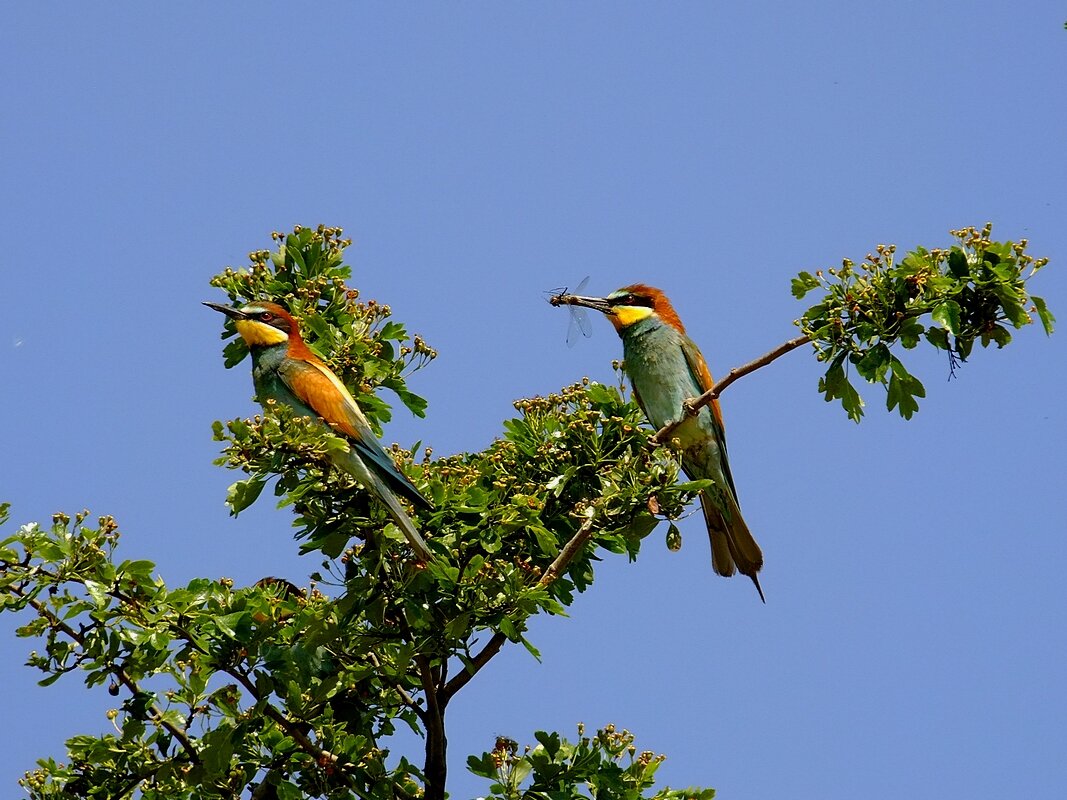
<box><xmin>565</xmin><ymin>276</ymin><xmax>592</xmax><ymax>346</ymax></box>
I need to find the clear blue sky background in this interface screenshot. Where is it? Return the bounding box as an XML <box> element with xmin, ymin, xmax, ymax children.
<box><xmin>3</xmin><ymin>4</ymin><xmax>1065</xmax><ymax>798</ymax></box>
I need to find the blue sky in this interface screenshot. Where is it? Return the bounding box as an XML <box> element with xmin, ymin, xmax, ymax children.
<box><xmin>3</xmin><ymin>4</ymin><xmax>1066</xmax><ymax>798</ymax></box>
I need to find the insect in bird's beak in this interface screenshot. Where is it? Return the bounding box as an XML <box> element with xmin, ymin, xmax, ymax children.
<box><xmin>203</xmin><ymin>302</ymin><xmax>250</xmax><ymax>320</ymax></box>
<box><xmin>548</xmin><ymin>276</ymin><xmax>600</xmax><ymax>346</ymax></box>
<box><xmin>549</xmin><ymin>292</ymin><xmax>615</xmax><ymax>316</ymax></box>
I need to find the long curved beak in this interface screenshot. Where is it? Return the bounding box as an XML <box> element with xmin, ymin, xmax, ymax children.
<box><xmin>550</xmin><ymin>294</ymin><xmax>615</xmax><ymax>315</ymax></box>
<box><xmin>203</xmin><ymin>301</ymin><xmax>249</xmax><ymax>320</ymax></box>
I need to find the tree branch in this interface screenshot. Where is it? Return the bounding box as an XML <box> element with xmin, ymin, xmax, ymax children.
<box><xmin>225</xmin><ymin>665</ymin><xmax>352</xmax><ymax>777</ymax></box>
<box><xmin>650</xmin><ymin>333</ymin><xmax>811</xmax><ymax>445</ymax></box>
<box><xmin>441</xmin><ymin>514</ymin><xmax>599</xmax><ymax>700</ymax></box>
<box><xmin>443</xmin><ymin>334</ymin><xmax>812</xmax><ymax>704</ymax></box>
<box><xmin>441</xmin><ymin>632</ymin><xmax>506</xmax><ymax>700</ymax></box>
<box><xmin>417</xmin><ymin>654</ymin><xmax>448</xmax><ymax>800</ymax></box>
<box><xmin>12</xmin><ymin>568</ymin><xmax>367</xmax><ymax>788</ymax></box>
<box><xmin>10</xmin><ymin>584</ymin><xmax>201</xmax><ymax>765</ymax></box>
<box><xmin>367</xmin><ymin>651</ymin><xmax>426</xmax><ymax>723</ymax></box>
<box><xmin>537</xmin><ymin>514</ymin><xmax>597</xmax><ymax>588</ymax></box>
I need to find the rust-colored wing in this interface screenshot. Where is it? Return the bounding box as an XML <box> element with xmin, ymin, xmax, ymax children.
<box><xmin>679</xmin><ymin>335</ymin><xmax>739</xmax><ymax>498</ymax></box>
<box><xmin>278</xmin><ymin>356</ymin><xmax>366</xmax><ymax>439</ymax></box>
<box><xmin>276</xmin><ymin>356</ymin><xmax>431</xmax><ymax>510</ymax></box>
<box><xmin>678</xmin><ymin>334</ymin><xmax>725</xmax><ymax>431</ymax></box>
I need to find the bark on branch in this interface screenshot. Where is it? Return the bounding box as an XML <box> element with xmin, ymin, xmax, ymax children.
<box><xmin>441</xmin><ymin>514</ymin><xmax>598</xmax><ymax>700</ymax></box>
<box><xmin>11</xmin><ymin>585</ymin><xmax>201</xmax><ymax>765</ymax></box>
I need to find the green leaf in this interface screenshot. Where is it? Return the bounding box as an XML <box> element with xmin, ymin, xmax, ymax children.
<box><xmin>388</xmin><ymin>382</ymin><xmax>429</xmax><ymax>418</ymax></box>
<box><xmin>275</xmin><ymin>780</ymin><xmax>304</xmax><ymax>800</ymax></box>
<box><xmin>520</xmin><ymin>635</ymin><xmax>542</xmax><ymax>661</ymax></box>
<box><xmin>226</xmin><ymin>476</ymin><xmax>267</xmax><ymax>515</ymax></box>
<box><xmin>819</xmin><ymin>359</ymin><xmax>865</xmax><ymax>423</ymax></box>
<box><xmin>222</xmin><ymin>338</ymin><xmax>249</xmax><ymax>368</ymax></box>
<box><xmin>83</xmin><ymin>579</ymin><xmax>110</xmax><ymax>608</ymax></box>
<box><xmin>378</xmin><ymin>320</ymin><xmax>406</xmax><ymax>340</ymax></box>
<box><xmin>213</xmin><ymin>612</ymin><xmax>245</xmax><ymax>639</ymax></box>
<box><xmin>286</xmin><ymin>243</ymin><xmax>307</xmax><ymax>272</ymax></box>
<box><xmin>956</xmin><ymin>334</ymin><xmax>974</xmax><ymax>360</ymax></box>
<box><xmin>924</xmin><ymin>327</ymin><xmax>950</xmax><ymax>351</ymax></box>
<box><xmin>855</xmin><ymin>344</ymin><xmax>891</xmax><ymax>384</ymax></box>
<box><xmin>982</xmin><ymin>325</ymin><xmax>1012</xmax><ymax>348</ymax></box>
<box><xmin>511</xmin><ymin>758</ymin><xmax>533</xmax><ymax>785</ymax></box>
<box><xmin>898</xmin><ymin>318</ymin><xmax>925</xmax><ymax>349</ymax></box>
<box><xmin>993</xmin><ymin>288</ymin><xmax>1031</xmax><ymax>328</ymax></box>
<box><xmin>467</xmin><ymin>753</ymin><xmax>499</xmax><ymax>779</ymax></box>
<box><xmin>534</xmin><ymin>730</ymin><xmax>562</xmax><ymax>757</ymax></box>
<box><xmin>585</xmin><ymin>382</ymin><xmax>617</xmax><ymax>406</ymax></box>
<box><xmin>498</xmin><ymin>617</ymin><xmax>521</xmax><ymax>641</ymax></box>
<box><xmin>885</xmin><ymin>359</ymin><xmax>926</xmax><ymax>420</ymax></box>
<box><xmin>300</xmin><ymin>313</ymin><xmax>333</xmax><ymax>342</ymax></box>
<box><xmin>619</xmin><ymin>513</ymin><xmax>658</xmax><ymax>540</ymax></box>
<box><xmin>947</xmin><ymin>249</ymin><xmax>970</xmax><ymax>278</ymax></box>
<box><xmin>791</xmin><ymin>271</ymin><xmax>821</xmax><ymax>299</ymax></box>
<box><xmin>1032</xmin><ymin>295</ymin><xmax>1056</xmax><ymax>335</ymax></box>
<box><xmin>931</xmin><ymin>300</ymin><xmax>962</xmax><ymax>336</ymax></box>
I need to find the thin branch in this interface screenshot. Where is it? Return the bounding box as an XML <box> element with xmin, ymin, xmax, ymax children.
<box><xmin>650</xmin><ymin>333</ymin><xmax>811</xmax><ymax>445</ymax></box>
<box><xmin>444</xmin><ymin>338</ymin><xmax>807</xmax><ymax>698</ymax></box>
<box><xmin>537</xmin><ymin>515</ymin><xmax>597</xmax><ymax>588</ymax></box>
<box><xmin>367</xmin><ymin>651</ymin><xmax>426</xmax><ymax>723</ymax></box>
<box><xmin>225</xmin><ymin>665</ymin><xmax>352</xmax><ymax>776</ymax></box>
<box><xmin>14</xmin><ymin>568</ymin><xmax>364</xmax><ymax>786</ymax></box>
<box><xmin>441</xmin><ymin>632</ymin><xmax>506</xmax><ymax>700</ymax></box>
<box><xmin>442</xmin><ymin>514</ymin><xmax>599</xmax><ymax>700</ymax></box>
<box><xmin>10</xmin><ymin>585</ymin><xmax>201</xmax><ymax>764</ymax></box>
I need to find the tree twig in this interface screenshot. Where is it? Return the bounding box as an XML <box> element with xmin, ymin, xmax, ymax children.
<box><xmin>650</xmin><ymin>333</ymin><xmax>811</xmax><ymax>445</ymax></box>
<box><xmin>367</xmin><ymin>651</ymin><xmax>426</xmax><ymax>723</ymax></box>
<box><xmin>441</xmin><ymin>335</ymin><xmax>808</xmax><ymax>699</ymax></box>
<box><xmin>441</xmin><ymin>514</ymin><xmax>598</xmax><ymax>700</ymax></box>
<box><xmin>537</xmin><ymin>515</ymin><xmax>597</xmax><ymax>588</ymax></box>
<box><xmin>10</xmin><ymin>585</ymin><xmax>201</xmax><ymax>765</ymax></box>
<box><xmin>441</xmin><ymin>632</ymin><xmax>506</xmax><ymax>700</ymax></box>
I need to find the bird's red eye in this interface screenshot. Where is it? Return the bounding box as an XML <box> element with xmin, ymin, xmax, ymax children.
<box><xmin>260</xmin><ymin>312</ymin><xmax>273</xmax><ymax>322</ymax></box>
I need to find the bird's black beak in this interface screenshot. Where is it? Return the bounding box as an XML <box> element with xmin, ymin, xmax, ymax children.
<box><xmin>203</xmin><ymin>301</ymin><xmax>249</xmax><ymax>320</ymax></box>
<box><xmin>550</xmin><ymin>293</ymin><xmax>615</xmax><ymax>315</ymax></box>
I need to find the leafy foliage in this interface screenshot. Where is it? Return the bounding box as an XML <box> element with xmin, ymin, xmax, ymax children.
<box><xmin>1</xmin><ymin>222</ymin><xmax>1053</xmax><ymax>797</ymax></box>
<box><xmin>467</xmin><ymin>724</ymin><xmax>715</xmax><ymax>800</ymax></box>
<box><xmin>794</xmin><ymin>224</ymin><xmax>1053</xmax><ymax>421</ymax></box>
<box><xmin>208</xmin><ymin>224</ymin><xmax>435</xmax><ymax>432</ymax></box>
<box><xmin>1</xmin><ymin>226</ymin><xmax>711</xmax><ymax>800</ymax></box>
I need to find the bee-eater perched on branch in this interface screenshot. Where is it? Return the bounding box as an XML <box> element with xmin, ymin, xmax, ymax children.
<box><xmin>555</xmin><ymin>285</ymin><xmax>764</xmax><ymax>601</ymax></box>
<box><xmin>204</xmin><ymin>301</ymin><xmax>434</xmax><ymax>563</ymax></box>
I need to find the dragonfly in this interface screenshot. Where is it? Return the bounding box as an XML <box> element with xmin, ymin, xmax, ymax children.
<box><xmin>548</xmin><ymin>275</ymin><xmax>592</xmax><ymax>347</ymax></box>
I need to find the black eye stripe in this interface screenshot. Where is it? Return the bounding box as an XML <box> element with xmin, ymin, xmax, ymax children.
<box><xmin>249</xmin><ymin>309</ymin><xmax>290</xmax><ymax>332</ymax></box>
<box><xmin>609</xmin><ymin>294</ymin><xmax>654</xmax><ymax>308</ymax></box>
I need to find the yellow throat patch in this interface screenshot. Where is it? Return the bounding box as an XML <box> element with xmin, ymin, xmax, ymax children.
<box><xmin>611</xmin><ymin>305</ymin><xmax>655</xmax><ymax>328</ymax></box>
<box><xmin>235</xmin><ymin>319</ymin><xmax>289</xmax><ymax>347</ymax></box>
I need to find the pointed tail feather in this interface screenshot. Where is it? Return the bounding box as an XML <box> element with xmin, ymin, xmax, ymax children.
<box><xmin>373</xmin><ymin>477</ymin><xmax>435</xmax><ymax>563</ymax></box>
<box><xmin>699</xmin><ymin>490</ymin><xmax>765</xmax><ymax>602</ymax></box>
<box><xmin>334</xmin><ymin>449</ymin><xmax>435</xmax><ymax>563</ymax></box>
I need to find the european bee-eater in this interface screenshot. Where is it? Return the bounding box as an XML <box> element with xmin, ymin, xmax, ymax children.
<box><xmin>204</xmin><ymin>300</ymin><xmax>434</xmax><ymax>563</ymax></box>
<box><xmin>559</xmin><ymin>285</ymin><xmax>764</xmax><ymax>601</ymax></box>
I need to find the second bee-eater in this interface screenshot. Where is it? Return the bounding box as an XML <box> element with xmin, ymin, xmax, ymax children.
<box><xmin>205</xmin><ymin>300</ymin><xmax>434</xmax><ymax>563</ymax></box>
<box><xmin>560</xmin><ymin>285</ymin><xmax>764</xmax><ymax>601</ymax></box>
